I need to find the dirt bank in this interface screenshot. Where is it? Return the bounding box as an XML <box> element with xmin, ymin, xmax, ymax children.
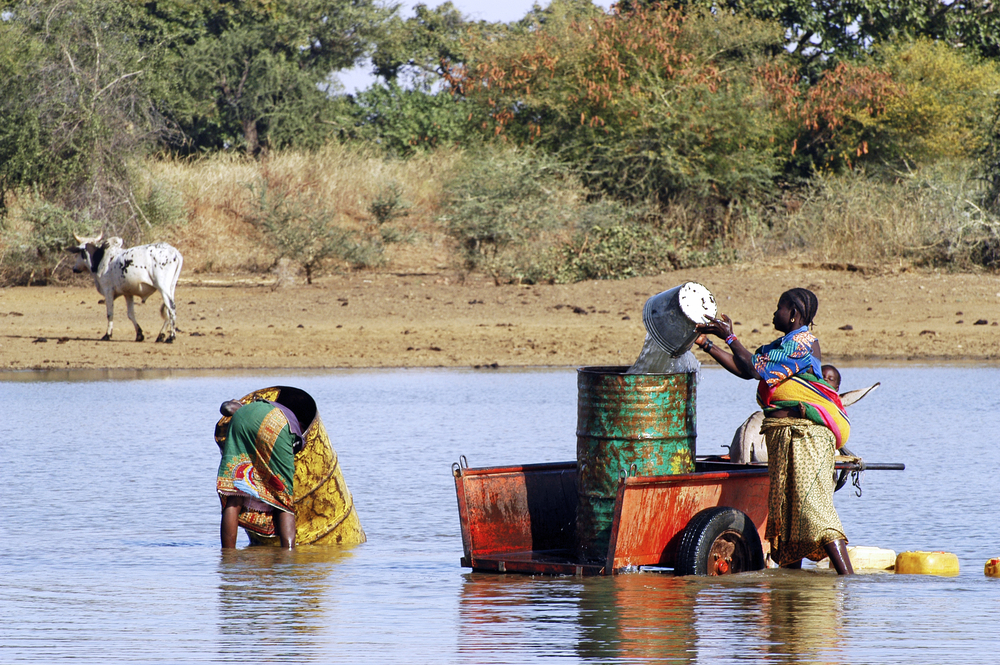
<box><xmin>2</xmin><ymin>264</ymin><xmax>999</xmax><ymax>373</ymax></box>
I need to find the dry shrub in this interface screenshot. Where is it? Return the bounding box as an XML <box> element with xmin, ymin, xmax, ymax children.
<box><xmin>146</xmin><ymin>152</ymin><xmax>269</xmax><ymax>274</ymax></box>
<box><xmin>439</xmin><ymin>146</ymin><xmax>728</xmax><ymax>284</ymax></box>
<box><xmin>756</xmin><ymin>163</ymin><xmax>1000</xmax><ymax>269</ymax></box>
<box><xmin>146</xmin><ymin>143</ymin><xmax>463</xmax><ymax>276</ymax></box>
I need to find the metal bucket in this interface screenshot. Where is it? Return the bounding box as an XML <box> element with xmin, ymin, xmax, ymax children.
<box><xmin>574</xmin><ymin>367</ymin><xmax>697</xmax><ymax>562</ymax></box>
<box><xmin>641</xmin><ymin>282</ymin><xmax>717</xmax><ymax>356</ymax></box>
<box><xmin>221</xmin><ymin>386</ymin><xmax>367</xmax><ymax>547</ymax></box>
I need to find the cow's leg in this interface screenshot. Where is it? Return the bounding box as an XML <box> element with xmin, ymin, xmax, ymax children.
<box><xmin>101</xmin><ymin>295</ymin><xmax>115</xmax><ymax>341</ymax></box>
<box><xmin>125</xmin><ymin>294</ymin><xmax>144</xmax><ymax>342</ymax></box>
<box><xmin>155</xmin><ymin>289</ymin><xmax>177</xmax><ymax>343</ymax></box>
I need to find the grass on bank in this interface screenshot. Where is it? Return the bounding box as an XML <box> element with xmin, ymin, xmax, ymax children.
<box><xmin>1</xmin><ymin>144</ymin><xmax>998</xmax><ymax>286</ymax></box>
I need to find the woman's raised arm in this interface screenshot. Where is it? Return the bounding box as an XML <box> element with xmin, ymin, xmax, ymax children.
<box><xmin>695</xmin><ymin>315</ymin><xmax>761</xmax><ymax>381</ymax></box>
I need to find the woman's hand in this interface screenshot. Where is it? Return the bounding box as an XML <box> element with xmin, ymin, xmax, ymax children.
<box><xmin>695</xmin><ymin>315</ymin><xmax>759</xmax><ymax>380</ymax></box>
<box><xmin>696</xmin><ymin>314</ymin><xmax>734</xmax><ymax>339</ymax></box>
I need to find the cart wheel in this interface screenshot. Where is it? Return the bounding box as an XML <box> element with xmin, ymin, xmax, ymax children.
<box><xmin>674</xmin><ymin>507</ymin><xmax>764</xmax><ymax>576</ymax></box>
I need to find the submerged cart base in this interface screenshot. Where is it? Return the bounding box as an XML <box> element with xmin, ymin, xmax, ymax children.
<box><xmin>453</xmin><ymin>457</ymin><xmax>774</xmax><ymax>576</ymax></box>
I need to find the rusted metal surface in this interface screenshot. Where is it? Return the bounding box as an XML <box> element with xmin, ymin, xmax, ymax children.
<box><xmin>454</xmin><ymin>459</ymin><xmax>770</xmax><ymax>576</ymax></box>
<box><xmin>575</xmin><ymin>366</ymin><xmax>697</xmax><ymax>562</ymax></box>
<box><xmin>453</xmin><ymin>461</ymin><xmax>578</xmax><ymax>560</ymax></box>
<box><xmin>605</xmin><ymin>468</ymin><xmax>769</xmax><ymax>572</ymax></box>
<box><xmin>460</xmin><ymin>551</ymin><xmax>605</xmax><ymax>576</ymax></box>
<box><xmin>707</xmin><ymin>532</ymin><xmax>738</xmax><ymax>575</ymax></box>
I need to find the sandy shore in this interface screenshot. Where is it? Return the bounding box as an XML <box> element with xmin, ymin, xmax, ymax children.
<box><xmin>2</xmin><ymin>263</ymin><xmax>999</xmax><ymax>373</ymax></box>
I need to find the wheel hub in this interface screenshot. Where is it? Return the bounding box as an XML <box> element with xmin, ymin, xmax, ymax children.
<box><xmin>708</xmin><ymin>529</ymin><xmax>749</xmax><ymax>575</ymax></box>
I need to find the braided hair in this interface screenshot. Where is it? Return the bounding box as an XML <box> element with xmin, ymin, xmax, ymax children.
<box><xmin>782</xmin><ymin>288</ymin><xmax>818</xmax><ymax>327</ymax></box>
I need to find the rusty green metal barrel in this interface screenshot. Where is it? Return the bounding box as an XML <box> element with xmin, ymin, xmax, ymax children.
<box><xmin>574</xmin><ymin>366</ymin><xmax>696</xmax><ymax>562</ymax></box>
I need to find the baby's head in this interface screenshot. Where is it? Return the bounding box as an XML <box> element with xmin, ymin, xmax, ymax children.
<box><xmin>821</xmin><ymin>364</ymin><xmax>841</xmax><ymax>391</ymax></box>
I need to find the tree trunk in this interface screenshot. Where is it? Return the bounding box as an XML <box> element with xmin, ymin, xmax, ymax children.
<box><xmin>243</xmin><ymin>118</ymin><xmax>259</xmax><ymax>156</ymax></box>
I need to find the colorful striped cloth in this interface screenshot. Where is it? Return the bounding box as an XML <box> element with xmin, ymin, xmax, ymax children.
<box><xmin>757</xmin><ymin>373</ymin><xmax>851</xmax><ymax>449</ymax></box>
<box><xmin>752</xmin><ymin>326</ymin><xmax>850</xmax><ymax>448</ymax></box>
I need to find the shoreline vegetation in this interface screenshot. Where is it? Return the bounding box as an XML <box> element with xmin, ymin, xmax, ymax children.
<box><xmin>4</xmin><ymin>2</ymin><xmax>1000</xmax><ymax>371</ymax></box>
<box><xmin>2</xmin><ymin>263</ymin><xmax>999</xmax><ymax>373</ymax></box>
<box><xmin>5</xmin><ymin>145</ymin><xmax>1000</xmax><ymax>284</ymax></box>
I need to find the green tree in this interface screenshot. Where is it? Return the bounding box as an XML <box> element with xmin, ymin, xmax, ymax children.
<box><xmin>0</xmin><ymin>0</ymin><xmax>166</xmax><ymax>225</ymax></box>
<box><xmin>448</xmin><ymin>4</ymin><xmax>896</xmax><ymax>204</ymax></box>
<box><xmin>370</xmin><ymin>2</ymin><xmax>471</xmax><ymax>83</ymax></box>
<box><xmin>0</xmin><ymin>10</ymin><xmax>47</xmax><ymax>212</ymax></box>
<box><xmin>344</xmin><ymin>81</ymin><xmax>474</xmax><ymax>155</ymax></box>
<box><xmin>671</xmin><ymin>1</ymin><xmax>1000</xmax><ymax>70</ymax></box>
<box><xmin>868</xmin><ymin>39</ymin><xmax>1000</xmax><ymax>167</ymax></box>
<box><xmin>340</xmin><ymin>2</ymin><xmax>502</xmax><ymax>155</ymax></box>
<box><xmin>140</xmin><ymin>0</ymin><xmax>388</xmax><ymax>154</ymax></box>
<box><xmin>370</xmin><ymin>0</ymin><xmax>604</xmax><ymax>82</ymax></box>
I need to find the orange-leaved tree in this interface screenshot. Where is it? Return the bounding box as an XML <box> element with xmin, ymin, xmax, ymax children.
<box><xmin>444</xmin><ymin>3</ymin><xmax>899</xmax><ymax>207</ymax></box>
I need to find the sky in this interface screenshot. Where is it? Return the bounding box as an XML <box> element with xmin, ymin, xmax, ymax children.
<box><xmin>337</xmin><ymin>0</ymin><xmax>615</xmax><ymax>92</ymax></box>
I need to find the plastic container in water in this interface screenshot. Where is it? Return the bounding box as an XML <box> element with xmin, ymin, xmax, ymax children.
<box><xmin>642</xmin><ymin>282</ymin><xmax>717</xmax><ymax>356</ymax></box>
<box><xmin>985</xmin><ymin>558</ymin><xmax>1000</xmax><ymax>578</ymax></box>
<box><xmin>894</xmin><ymin>550</ymin><xmax>960</xmax><ymax>577</ymax></box>
<box><xmin>848</xmin><ymin>546</ymin><xmax>897</xmax><ymax>571</ymax></box>
<box><xmin>574</xmin><ymin>366</ymin><xmax>697</xmax><ymax>562</ymax></box>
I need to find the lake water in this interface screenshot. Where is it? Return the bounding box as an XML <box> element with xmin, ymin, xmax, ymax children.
<box><xmin>2</xmin><ymin>364</ymin><xmax>999</xmax><ymax>663</ymax></box>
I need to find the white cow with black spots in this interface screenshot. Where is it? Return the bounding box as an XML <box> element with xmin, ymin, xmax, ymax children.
<box><xmin>69</xmin><ymin>233</ymin><xmax>183</xmax><ymax>343</ymax></box>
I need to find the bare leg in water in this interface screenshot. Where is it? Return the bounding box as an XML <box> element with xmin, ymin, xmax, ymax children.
<box><xmin>274</xmin><ymin>510</ymin><xmax>296</xmax><ymax>549</ymax></box>
<box><xmin>221</xmin><ymin>497</ymin><xmax>295</xmax><ymax>549</ymax></box>
<box><xmin>221</xmin><ymin>496</ymin><xmax>241</xmax><ymax>548</ymax></box>
<box><xmin>776</xmin><ymin>541</ymin><xmax>854</xmax><ymax>574</ymax></box>
<box><xmin>825</xmin><ymin>539</ymin><xmax>854</xmax><ymax>575</ymax></box>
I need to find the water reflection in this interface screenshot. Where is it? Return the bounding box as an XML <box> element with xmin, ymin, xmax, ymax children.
<box><xmin>457</xmin><ymin>574</ymin><xmax>582</xmax><ymax>661</ymax></box>
<box><xmin>755</xmin><ymin>572</ymin><xmax>845</xmax><ymax>664</ymax></box>
<box><xmin>457</xmin><ymin>569</ymin><xmax>856</xmax><ymax>664</ymax></box>
<box><xmin>216</xmin><ymin>546</ymin><xmax>356</xmax><ymax>661</ymax></box>
<box><xmin>579</xmin><ymin>573</ymin><xmax>698</xmax><ymax>663</ymax></box>
<box><xmin>455</xmin><ymin>572</ymin><xmax>709</xmax><ymax>663</ymax></box>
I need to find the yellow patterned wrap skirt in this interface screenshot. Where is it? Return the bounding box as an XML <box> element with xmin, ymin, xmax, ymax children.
<box><xmin>761</xmin><ymin>417</ymin><xmax>846</xmax><ymax>566</ymax></box>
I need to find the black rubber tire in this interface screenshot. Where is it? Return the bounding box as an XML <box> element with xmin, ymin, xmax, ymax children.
<box><xmin>674</xmin><ymin>507</ymin><xmax>765</xmax><ymax>576</ymax></box>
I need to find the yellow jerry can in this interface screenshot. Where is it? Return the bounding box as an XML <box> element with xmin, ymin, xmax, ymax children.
<box><xmin>847</xmin><ymin>546</ymin><xmax>897</xmax><ymax>571</ymax></box>
<box><xmin>985</xmin><ymin>558</ymin><xmax>1000</xmax><ymax>578</ymax></box>
<box><xmin>894</xmin><ymin>551</ymin><xmax>959</xmax><ymax>577</ymax></box>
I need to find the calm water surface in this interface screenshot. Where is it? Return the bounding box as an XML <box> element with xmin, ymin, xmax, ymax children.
<box><xmin>2</xmin><ymin>365</ymin><xmax>998</xmax><ymax>663</ymax></box>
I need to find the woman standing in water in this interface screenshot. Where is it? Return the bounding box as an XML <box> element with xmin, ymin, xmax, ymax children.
<box><xmin>696</xmin><ymin>288</ymin><xmax>854</xmax><ymax>575</ymax></box>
